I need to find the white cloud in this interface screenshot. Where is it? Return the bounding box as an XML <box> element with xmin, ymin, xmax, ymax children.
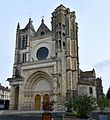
<box><xmin>95</xmin><ymin>60</ymin><xmax>110</xmax><ymax>94</ymax></box>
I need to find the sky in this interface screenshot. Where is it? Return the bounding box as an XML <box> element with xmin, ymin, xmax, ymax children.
<box><xmin>0</xmin><ymin>0</ymin><xmax>110</xmax><ymax>94</ymax></box>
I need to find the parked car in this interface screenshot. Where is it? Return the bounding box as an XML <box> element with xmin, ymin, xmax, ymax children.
<box><xmin>0</xmin><ymin>104</ymin><xmax>4</xmax><ymax>109</ymax></box>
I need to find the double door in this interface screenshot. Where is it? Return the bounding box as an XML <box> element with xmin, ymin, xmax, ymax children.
<box><xmin>35</xmin><ymin>94</ymin><xmax>50</xmax><ymax>110</ymax></box>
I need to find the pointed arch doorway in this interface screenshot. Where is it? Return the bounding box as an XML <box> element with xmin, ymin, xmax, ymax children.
<box><xmin>42</xmin><ymin>94</ymin><xmax>50</xmax><ymax>111</ymax></box>
<box><xmin>35</xmin><ymin>94</ymin><xmax>50</xmax><ymax>110</ymax></box>
<box><xmin>43</xmin><ymin>94</ymin><xmax>49</xmax><ymax>102</ymax></box>
<box><xmin>35</xmin><ymin>94</ymin><xmax>41</xmax><ymax>110</ymax></box>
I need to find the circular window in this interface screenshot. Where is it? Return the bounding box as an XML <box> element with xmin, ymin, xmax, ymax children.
<box><xmin>36</xmin><ymin>47</ymin><xmax>49</xmax><ymax>60</ymax></box>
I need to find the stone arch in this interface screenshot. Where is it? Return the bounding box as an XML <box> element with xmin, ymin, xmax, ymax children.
<box><xmin>34</xmin><ymin>79</ymin><xmax>51</xmax><ymax>92</ymax></box>
<box><xmin>24</xmin><ymin>71</ymin><xmax>53</xmax><ymax>92</ymax></box>
<box><xmin>24</xmin><ymin>71</ymin><xmax>53</xmax><ymax>110</ymax></box>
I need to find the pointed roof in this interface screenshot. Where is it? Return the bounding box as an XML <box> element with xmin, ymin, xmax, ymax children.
<box><xmin>55</xmin><ymin>4</ymin><xmax>66</xmax><ymax>11</ymax></box>
<box><xmin>17</xmin><ymin>22</ymin><xmax>20</xmax><ymax>32</ymax></box>
<box><xmin>36</xmin><ymin>18</ymin><xmax>50</xmax><ymax>37</ymax></box>
<box><xmin>0</xmin><ymin>83</ymin><xmax>10</xmax><ymax>92</ymax></box>
<box><xmin>24</xmin><ymin>18</ymin><xmax>35</xmax><ymax>32</ymax></box>
<box><xmin>78</xmin><ymin>69</ymin><xmax>96</xmax><ymax>86</ymax></box>
<box><xmin>80</xmin><ymin>69</ymin><xmax>96</xmax><ymax>78</ymax></box>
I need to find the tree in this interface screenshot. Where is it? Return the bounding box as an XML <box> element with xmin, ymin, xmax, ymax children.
<box><xmin>106</xmin><ymin>87</ymin><xmax>110</xmax><ymax>100</ymax></box>
<box><xmin>97</xmin><ymin>95</ymin><xmax>109</xmax><ymax>113</ymax></box>
<box><xmin>64</xmin><ymin>99</ymin><xmax>73</xmax><ymax>113</ymax></box>
<box><xmin>73</xmin><ymin>94</ymin><xmax>96</xmax><ymax>118</ymax></box>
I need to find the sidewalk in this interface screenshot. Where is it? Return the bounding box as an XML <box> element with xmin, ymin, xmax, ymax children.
<box><xmin>90</xmin><ymin>107</ymin><xmax>110</xmax><ymax>120</ymax></box>
<box><xmin>0</xmin><ymin>110</ymin><xmax>4</xmax><ymax>116</ymax></box>
<box><xmin>0</xmin><ymin>110</ymin><xmax>64</xmax><ymax>120</ymax></box>
<box><xmin>0</xmin><ymin>110</ymin><xmax>65</xmax><ymax>115</ymax></box>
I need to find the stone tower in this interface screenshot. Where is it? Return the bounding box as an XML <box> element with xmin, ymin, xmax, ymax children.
<box><xmin>7</xmin><ymin>4</ymin><xmax>79</xmax><ymax>110</ymax></box>
<box><xmin>51</xmin><ymin>5</ymin><xmax>79</xmax><ymax>99</ymax></box>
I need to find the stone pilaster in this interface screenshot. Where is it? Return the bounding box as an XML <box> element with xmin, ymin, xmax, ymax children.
<box><xmin>52</xmin><ymin>74</ymin><xmax>58</xmax><ymax>110</ymax></box>
<box><xmin>18</xmin><ymin>84</ymin><xmax>24</xmax><ymax>110</ymax></box>
<box><xmin>9</xmin><ymin>85</ymin><xmax>15</xmax><ymax>110</ymax></box>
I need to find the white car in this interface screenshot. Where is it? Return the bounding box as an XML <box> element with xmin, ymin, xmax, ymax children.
<box><xmin>0</xmin><ymin>104</ymin><xmax>4</xmax><ymax>109</ymax></box>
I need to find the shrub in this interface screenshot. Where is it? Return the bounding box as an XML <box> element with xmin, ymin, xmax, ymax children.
<box><xmin>42</xmin><ymin>100</ymin><xmax>54</xmax><ymax>111</ymax></box>
<box><xmin>73</xmin><ymin>94</ymin><xmax>96</xmax><ymax>118</ymax></box>
<box><xmin>64</xmin><ymin>99</ymin><xmax>73</xmax><ymax>113</ymax></box>
<box><xmin>97</xmin><ymin>95</ymin><xmax>109</xmax><ymax>114</ymax></box>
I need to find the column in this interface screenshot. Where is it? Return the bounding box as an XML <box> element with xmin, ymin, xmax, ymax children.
<box><xmin>52</xmin><ymin>74</ymin><xmax>58</xmax><ymax>111</ymax></box>
<box><xmin>18</xmin><ymin>84</ymin><xmax>24</xmax><ymax>110</ymax></box>
<box><xmin>9</xmin><ymin>85</ymin><xmax>15</xmax><ymax>110</ymax></box>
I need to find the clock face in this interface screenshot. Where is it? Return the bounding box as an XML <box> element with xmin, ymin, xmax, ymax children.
<box><xmin>36</xmin><ymin>47</ymin><xmax>49</xmax><ymax>60</ymax></box>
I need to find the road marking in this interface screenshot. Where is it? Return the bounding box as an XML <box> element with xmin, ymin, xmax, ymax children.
<box><xmin>0</xmin><ymin>110</ymin><xmax>3</xmax><ymax>116</ymax></box>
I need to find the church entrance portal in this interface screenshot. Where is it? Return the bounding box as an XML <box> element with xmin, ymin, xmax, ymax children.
<box><xmin>35</xmin><ymin>94</ymin><xmax>50</xmax><ymax>110</ymax></box>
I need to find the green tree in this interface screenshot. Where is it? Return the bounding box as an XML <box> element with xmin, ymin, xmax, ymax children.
<box><xmin>73</xmin><ymin>94</ymin><xmax>96</xmax><ymax>118</ymax></box>
<box><xmin>64</xmin><ymin>99</ymin><xmax>73</xmax><ymax>113</ymax></box>
<box><xmin>106</xmin><ymin>87</ymin><xmax>110</xmax><ymax>100</ymax></box>
<box><xmin>97</xmin><ymin>95</ymin><xmax>109</xmax><ymax>113</ymax></box>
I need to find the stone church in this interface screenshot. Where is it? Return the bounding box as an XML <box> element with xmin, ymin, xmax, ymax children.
<box><xmin>7</xmin><ymin>4</ymin><xmax>103</xmax><ymax>110</ymax></box>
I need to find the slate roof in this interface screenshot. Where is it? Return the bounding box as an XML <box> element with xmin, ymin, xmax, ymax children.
<box><xmin>0</xmin><ymin>84</ymin><xmax>10</xmax><ymax>92</ymax></box>
<box><xmin>36</xmin><ymin>19</ymin><xmax>50</xmax><ymax>37</ymax></box>
<box><xmin>80</xmin><ymin>69</ymin><xmax>95</xmax><ymax>78</ymax></box>
<box><xmin>78</xmin><ymin>69</ymin><xmax>96</xmax><ymax>86</ymax></box>
<box><xmin>20</xmin><ymin>18</ymin><xmax>35</xmax><ymax>32</ymax></box>
<box><xmin>55</xmin><ymin>4</ymin><xmax>66</xmax><ymax>11</ymax></box>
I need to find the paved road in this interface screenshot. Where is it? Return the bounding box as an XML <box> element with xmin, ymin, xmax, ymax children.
<box><xmin>1</xmin><ymin>108</ymin><xmax>110</xmax><ymax>120</ymax></box>
<box><xmin>0</xmin><ymin>111</ymin><xmax>64</xmax><ymax>120</ymax></box>
<box><xmin>90</xmin><ymin>107</ymin><xmax>110</xmax><ymax>120</ymax></box>
<box><xmin>0</xmin><ymin>115</ymin><xmax>40</xmax><ymax>120</ymax></box>
<box><xmin>0</xmin><ymin>111</ymin><xmax>3</xmax><ymax>116</ymax></box>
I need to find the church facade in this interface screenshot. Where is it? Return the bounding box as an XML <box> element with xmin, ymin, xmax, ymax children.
<box><xmin>7</xmin><ymin>5</ymin><xmax>103</xmax><ymax>110</ymax></box>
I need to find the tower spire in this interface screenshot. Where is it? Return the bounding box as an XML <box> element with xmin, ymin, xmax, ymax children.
<box><xmin>41</xmin><ymin>16</ymin><xmax>45</xmax><ymax>23</ymax></box>
<box><xmin>17</xmin><ymin>22</ymin><xmax>20</xmax><ymax>32</ymax></box>
<box><xmin>29</xmin><ymin>17</ymin><xmax>32</xmax><ymax>23</ymax></box>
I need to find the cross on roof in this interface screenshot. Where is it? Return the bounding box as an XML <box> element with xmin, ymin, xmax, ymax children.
<box><xmin>41</xmin><ymin>16</ymin><xmax>45</xmax><ymax>23</ymax></box>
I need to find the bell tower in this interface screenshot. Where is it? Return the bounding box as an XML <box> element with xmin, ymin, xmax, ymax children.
<box><xmin>13</xmin><ymin>18</ymin><xmax>35</xmax><ymax>78</ymax></box>
<box><xmin>51</xmin><ymin>4</ymin><xmax>79</xmax><ymax>99</ymax></box>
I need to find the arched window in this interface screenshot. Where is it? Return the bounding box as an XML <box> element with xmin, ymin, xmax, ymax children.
<box><xmin>59</xmin><ymin>40</ymin><xmax>61</xmax><ymax>49</ymax></box>
<box><xmin>21</xmin><ymin>35</ymin><xmax>27</xmax><ymax>49</ymax></box>
<box><xmin>41</xmin><ymin>31</ymin><xmax>45</xmax><ymax>35</ymax></box>
<box><xmin>63</xmin><ymin>41</ymin><xmax>65</xmax><ymax>47</ymax></box>
<box><xmin>63</xmin><ymin>32</ymin><xmax>65</xmax><ymax>37</ymax></box>
<box><xmin>89</xmin><ymin>87</ymin><xmax>93</xmax><ymax>94</ymax></box>
<box><xmin>22</xmin><ymin>53</ymin><xmax>27</xmax><ymax>63</ymax></box>
<box><xmin>62</xmin><ymin>24</ymin><xmax>65</xmax><ymax>28</ymax></box>
<box><xmin>59</xmin><ymin>31</ymin><xmax>61</xmax><ymax>35</ymax></box>
<box><xmin>59</xmin><ymin>23</ymin><xmax>61</xmax><ymax>27</ymax></box>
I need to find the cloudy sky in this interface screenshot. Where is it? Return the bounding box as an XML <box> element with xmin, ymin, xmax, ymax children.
<box><xmin>0</xmin><ymin>0</ymin><xmax>110</xmax><ymax>94</ymax></box>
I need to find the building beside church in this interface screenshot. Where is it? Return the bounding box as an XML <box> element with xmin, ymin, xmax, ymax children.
<box><xmin>0</xmin><ymin>83</ymin><xmax>10</xmax><ymax>109</ymax></box>
<box><xmin>7</xmin><ymin>4</ymin><xmax>103</xmax><ymax>110</ymax></box>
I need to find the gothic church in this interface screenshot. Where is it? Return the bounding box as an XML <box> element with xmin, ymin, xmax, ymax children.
<box><xmin>8</xmin><ymin>4</ymin><xmax>103</xmax><ymax>110</ymax></box>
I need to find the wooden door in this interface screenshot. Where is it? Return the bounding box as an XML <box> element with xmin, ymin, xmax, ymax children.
<box><xmin>35</xmin><ymin>94</ymin><xmax>41</xmax><ymax>110</ymax></box>
<box><xmin>43</xmin><ymin>94</ymin><xmax>49</xmax><ymax>102</ymax></box>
